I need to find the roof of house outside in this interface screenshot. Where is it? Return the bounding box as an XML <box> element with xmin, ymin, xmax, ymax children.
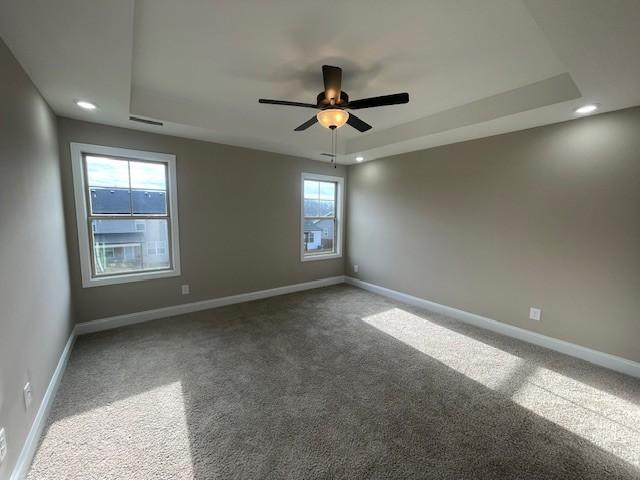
<box><xmin>304</xmin><ymin>219</ymin><xmax>334</xmax><ymax>237</ymax></box>
<box><xmin>91</xmin><ymin>187</ymin><xmax>166</xmax><ymax>214</ymax></box>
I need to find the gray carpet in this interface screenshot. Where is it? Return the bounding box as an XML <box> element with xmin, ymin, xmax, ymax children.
<box><xmin>28</xmin><ymin>285</ymin><xmax>640</xmax><ymax>479</ymax></box>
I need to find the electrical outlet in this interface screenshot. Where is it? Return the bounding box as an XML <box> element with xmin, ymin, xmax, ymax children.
<box><xmin>181</xmin><ymin>284</ymin><xmax>190</xmax><ymax>295</ymax></box>
<box><xmin>353</xmin><ymin>264</ymin><xmax>359</xmax><ymax>273</ymax></box>
<box><xmin>23</xmin><ymin>382</ymin><xmax>32</xmax><ymax>409</ymax></box>
<box><xmin>0</xmin><ymin>427</ymin><xmax>7</xmax><ymax>465</ymax></box>
<box><xmin>529</xmin><ymin>307</ymin><xmax>542</xmax><ymax>321</ymax></box>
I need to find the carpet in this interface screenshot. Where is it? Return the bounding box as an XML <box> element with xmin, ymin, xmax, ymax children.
<box><xmin>27</xmin><ymin>284</ymin><xmax>640</xmax><ymax>479</ymax></box>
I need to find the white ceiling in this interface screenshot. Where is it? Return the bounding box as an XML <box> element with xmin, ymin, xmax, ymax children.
<box><xmin>1</xmin><ymin>0</ymin><xmax>639</xmax><ymax>164</ymax></box>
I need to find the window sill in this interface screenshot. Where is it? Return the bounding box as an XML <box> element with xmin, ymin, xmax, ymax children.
<box><xmin>301</xmin><ymin>253</ymin><xmax>343</xmax><ymax>263</ymax></box>
<box><xmin>82</xmin><ymin>268</ymin><xmax>180</xmax><ymax>288</ymax></box>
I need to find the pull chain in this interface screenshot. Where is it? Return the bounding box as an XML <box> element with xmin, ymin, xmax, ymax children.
<box><xmin>331</xmin><ymin>127</ymin><xmax>337</xmax><ymax>168</ymax></box>
<box><xmin>331</xmin><ymin>128</ymin><xmax>334</xmax><ymax>166</ymax></box>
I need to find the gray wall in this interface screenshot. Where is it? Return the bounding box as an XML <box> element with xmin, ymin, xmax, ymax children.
<box><xmin>0</xmin><ymin>39</ymin><xmax>74</xmax><ymax>479</ymax></box>
<box><xmin>56</xmin><ymin>118</ymin><xmax>346</xmax><ymax>323</ymax></box>
<box><xmin>347</xmin><ymin>107</ymin><xmax>640</xmax><ymax>362</ymax></box>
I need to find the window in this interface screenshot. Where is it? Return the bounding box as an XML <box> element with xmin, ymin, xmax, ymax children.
<box><xmin>301</xmin><ymin>173</ymin><xmax>344</xmax><ymax>261</ymax></box>
<box><xmin>71</xmin><ymin>143</ymin><xmax>181</xmax><ymax>287</ymax></box>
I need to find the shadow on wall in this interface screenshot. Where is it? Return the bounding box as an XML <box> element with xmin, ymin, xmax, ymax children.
<box><xmin>27</xmin><ymin>285</ymin><xmax>640</xmax><ymax>479</ymax></box>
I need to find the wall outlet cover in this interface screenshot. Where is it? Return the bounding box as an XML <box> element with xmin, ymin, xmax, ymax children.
<box><xmin>181</xmin><ymin>284</ymin><xmax>190</xmax><ymax>295</ymax></box>
<box><xmin>353</xmin><ymin>264</ymin><xmax>359</xmax><ymax>273</ymax></box>
<box><xmin>529</xmin><ymin>307</ymin><xmax>542</xmax><ymax>321</ymax></box>
<box><xmin>0</xmin><ymin>427</ymin><xmax>7</xmax><ymax>465</ymax></box>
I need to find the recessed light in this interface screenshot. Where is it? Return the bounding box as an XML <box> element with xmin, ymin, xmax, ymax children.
<box><xmin>575</xmin><ymin>104</ymin><xmax>598</xmax><ymax>115</ymax></box>
<box><xmin>355</xmin><ymin>156</ymin><xmax>364</xmax><ymax>162</ymax></box>
<box><xmin>75</xmin><ymin>100</ymin><xmax>97</xmax><ymax>110</ymax></box>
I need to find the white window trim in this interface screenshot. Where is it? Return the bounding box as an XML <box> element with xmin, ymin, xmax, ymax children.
<box><xmin>70</xmin><ymin>143</ymin><xmax>181</xmax><ymax>287</ymax></box>
<box><xmin>300</xmin><ymin>172</ymin><xmax>344</xmax><ymax>262</ymax></box>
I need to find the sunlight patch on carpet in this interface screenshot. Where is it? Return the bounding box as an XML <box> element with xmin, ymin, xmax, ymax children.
<box><xmin>362</xmin><ymin>307</ymin><xmax>640</xmax><ymax>467</ymax></box>
<box><xmin>512</xmin><ymin>368</ymin><xmax>640</xmax><ymax>467</ymax></box>
<box><xmin>28</xmin><ymin>381</ymin><xmax>194</xmax><ymax>480</ymax></box>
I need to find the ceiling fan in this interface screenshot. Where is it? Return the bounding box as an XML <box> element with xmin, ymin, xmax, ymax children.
<box><xmin>258</xmin><ymin>65</ymin><xmax>409</xmax><ymax>132</ymax></box>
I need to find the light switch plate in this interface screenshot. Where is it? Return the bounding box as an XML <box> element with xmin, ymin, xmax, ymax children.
<box><xmin>529</xmin><ymin>307</ymin><xmax>542</xmax><ymax>321</ymax></box>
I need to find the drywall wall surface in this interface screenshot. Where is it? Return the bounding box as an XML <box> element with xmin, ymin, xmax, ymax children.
<box><xmin>57</xmin><ymin>118</ymin><xmax>346</xmax><ymax>322</ymax></box>
<box><xmin>0</xmin><ymin>37</ymin><xmax>73</xmax><ymax>479</ymax></box>
<box><xmin>347</xmin><ymin>107</ymin><xmax>640</xmax><ymax>362</ymax></box>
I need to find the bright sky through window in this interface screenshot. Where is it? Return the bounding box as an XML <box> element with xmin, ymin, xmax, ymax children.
<box><xmin>304</xmin><ymin>180</ymin><xmax>336</xmax><ymax>202</ymax></box>
<box><xmin>86</xmin><ymin>156</ymin><xmax>167</xmax><ymax>190</ymax></box>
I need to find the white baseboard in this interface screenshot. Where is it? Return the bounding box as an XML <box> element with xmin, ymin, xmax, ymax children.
<box><xmin>345</xmin><ymin>276</ymin><xmax>640</xmax><ymax>378</ymax></box>
<box><xmin>11</xmin><ymin>327</ymin><xmax>77</xmax><ymax>480</ymax></box>
<box><xmin>76</xmin><ymin>276</ymin><xmax>346</xmax><ymax>335</ymax></box>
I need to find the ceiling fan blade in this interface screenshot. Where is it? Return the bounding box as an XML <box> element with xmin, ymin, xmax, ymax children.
<box><xmin>346</xmin><ymin>113</ymin><xmax>372</xmax><ymax>132</ymax></box>
<box><xmin>294</xmin><ymin>116</ymin><xmax>318</xmax><ymax>131</ymax></box>
<box><xmin>322</xmin><ymin>65</ymin><xmax>342</xmax><ymax>104</ymax></box>
<box><xmin>347</xmin><ymin>92</ymin><xmax>409</xmax><ymax>110</ymax></box>
<box><xmin>259</xmin><ymin>99</ymin><xmax>318</xmax><ymax>108</ymax></box>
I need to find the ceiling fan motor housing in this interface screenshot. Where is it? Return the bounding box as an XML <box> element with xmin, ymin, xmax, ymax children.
<box><xmin>317</xmin><ymin>91</ymin><xmax>349</xmax><ymax>107</ymax></box>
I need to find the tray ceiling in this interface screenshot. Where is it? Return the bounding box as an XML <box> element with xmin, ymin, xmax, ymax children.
<box><xmin>1</xmin><ymin>0</ymin><xmax>639</xmax><ymax>163</ymax></box>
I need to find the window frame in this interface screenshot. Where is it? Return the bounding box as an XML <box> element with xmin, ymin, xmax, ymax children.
<box><xmin>71</xmin><ymin>143</ymin><xmax>181</xmax><ymax>288</ymax></box>
<box><xmin>300</xmin><ymin>172</ymin><xmax>344</xmax><ymax>262</ymax></box>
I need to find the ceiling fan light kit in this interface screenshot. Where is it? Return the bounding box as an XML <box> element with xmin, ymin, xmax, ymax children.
<box><xmin>317</xmin><ymin>109</ymin><xmax>349</xmax><ymax>129</ymax></box>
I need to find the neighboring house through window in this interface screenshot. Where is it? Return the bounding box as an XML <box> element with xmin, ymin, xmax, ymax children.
<box><xmin>301</xmin><ymin>173</ymin><xmax>344</xmax><ymax>261</ymax></box>
<box><xmin>71</xmin><ymin>143</ymin><xmax>181</xmax><ymax>287</ymax></box>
